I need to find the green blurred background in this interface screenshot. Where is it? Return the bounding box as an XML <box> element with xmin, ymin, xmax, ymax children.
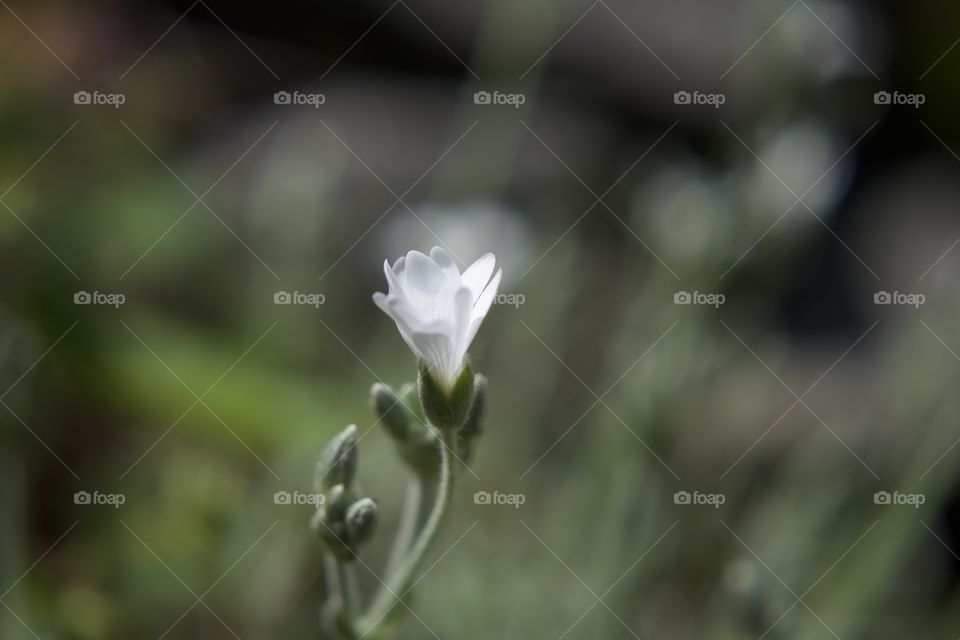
<box><xmin>2</xmin><ymin>0</ymin><xmax>960</xmax><ymax>638</ymax></box>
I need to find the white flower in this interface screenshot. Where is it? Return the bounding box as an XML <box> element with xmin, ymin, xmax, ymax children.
<box><xmin>373</xmin><ymin>247</ymin><xmax>501</xmax><ymax>388</ymax></box>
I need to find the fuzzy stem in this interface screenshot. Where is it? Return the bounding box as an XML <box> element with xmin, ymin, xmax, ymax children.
<box><xmin>384</xmin><ymin>479</ymin><xmax>423</xmax><ymax>577</ymax></box>
<box><xmin>322</xmin><ymin>554</ymin><xmax>357</xmax><ymax>640</ymax></box>
<box><xmin>356</xmin><ymin>429</ymin><xmax>454</xmax><ymax>637</ymax></box>
<box><xmin>337</xmin><ymin>561</ymin><xmax>361</xmax><ymax>623</ymax></box>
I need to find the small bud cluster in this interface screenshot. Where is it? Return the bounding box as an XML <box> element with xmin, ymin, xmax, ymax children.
<box><xmin>310</xmin><ymin>362</ymin><xmax>485</xmax><ymax>568</ymax></box>
<box><xmin>310</xmin><ymin>425</ymin><xmax>379</xmax><ymax>560</ymax></box>
<box><xmin>373</xmin><ymin>366</ymin><xmax>486</xmax><ymax>474</ymax></box>
<box><xmin>370</xmin><ymin>382</ymin><xmax>441</xmax><ymax>477</ymax></box>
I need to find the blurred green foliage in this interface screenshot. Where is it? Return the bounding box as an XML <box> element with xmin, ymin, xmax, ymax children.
<box><xmin>3</xmin><ymin>1</ymin><xmax>960</xmax><ymax>639</ymax></box>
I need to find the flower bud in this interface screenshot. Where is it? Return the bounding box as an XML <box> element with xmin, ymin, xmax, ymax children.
<box><xmin>398</xmin><ymin>383</ymin><xmax>425</xmax><ymax>421</ymax></box>
<box><xmin>419</xmin><ymin>362</ymin><xmax>475</xmax><ymax>430</ymax></box>
<box><xmin>314</xmin><ymin>484</ymin><xmax>354</xmax><ymax>559</ymax></box>
<box><xmin>345</xmin><ymin>497</ymin><xmax>378</xmax><ymax>546</ymax></box>
<box><xmin>315</xmin><ymin>425</ymin><xmax>358</xmax><ymax>492</ymax></box>
<box><xmin>400</xmin><ymin>423</ymin><xmax>441</xmax><ymax>479</ymax></box>
<box><xmin>370</xmin><ymin>383</ymin><xmax>409</xmax><ymax>441</ymax></box>
<box><xmin>370</xmin><ymin>381</ymin><xmax>441</xmax><ymax>477</ymax></box>
<box><xmin>324</xmin><ymin>484</ymin><xmax>351</xmax><ymax>521</ymax></box>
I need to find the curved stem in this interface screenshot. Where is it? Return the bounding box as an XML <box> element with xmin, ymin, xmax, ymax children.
<box><xmin>383</xmin><ymin>479</ymin><xmax>422</xmax><ymax>577</ymax></box>
<box><xmin>323</xmin><ymin>553</ymin><xmax>340</xmax><ymax>601</ymax></box>
<box><xmin>323</xmin><ymin>554</ymin><xmax>357</xmax><ymax>640</ymax></box>
<box><xmin>356</xmin><ymin>429</ymin><xmax>454</xmax><ymax>636</ymax></box>
<box><xmin>337</xmin><ymin>561</ymin><xmax>361</xmax><ymax>623</ymax></box>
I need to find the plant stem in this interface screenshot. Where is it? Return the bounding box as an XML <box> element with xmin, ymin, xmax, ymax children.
<box><xmin>356</xmin><ymin>429</ymin><xmax>454</xmax><ymax>636</ymax></box>
<box><xmin>337</xmin><ymin>560</ymin><xmax>361</xmax><ymax>623</ymax></box>
<box><xmin>384</xmin><ymin>479</ymin><xmax>422</xmax><ymax>577</ymax></box>
<box><xmin>322</xmin><ymin>554</ymin><xmax>357</xmax><ymax>640</ymax></box>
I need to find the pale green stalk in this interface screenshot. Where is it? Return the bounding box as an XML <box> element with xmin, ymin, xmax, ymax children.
<box><xmin>355</xmin><ymin>429</ymin><xmax>454</xmax><ymax>638</ymax></box>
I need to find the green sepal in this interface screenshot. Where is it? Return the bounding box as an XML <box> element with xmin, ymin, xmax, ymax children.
<box><xmin>399</xmin><ymin>383</ymin><xmax>424</xmax><ymax>422</ymax></box>
<box><xmin>399</xmin><ymin>422</ymin><xmax>441</xmax><ymax>479</ymax></box>
<box><xmin>315</xmin><ymin>484</ymin><xmax>355</xmax><ymax>560</ymax></box>
<box><xmin>370</xmin><ymin>383</ymin><xmax>409</xmax><ymax>441</ymax></box>
<box><xmin>315</xmin><ymin>424</ymin><xmax>358</xmax><ymax>492</ymax></box>
<box><xmin>418</xmin><ymin>362</ymin><xmax>475</xmax><ymax>430</ymax></box>
<box><xmin>457</xmin><ymin>374</ymin><xmax>486</xmax><ymax>465</ymax></box>
<box><xmin>369</xmin><ymin>381</ymin><xmax>439</xmax><ymax>477</ymax></box>
<box><xmin>345</xmin><ymin>497</ymin><xmax>378</xmax><ymax>546</ymax></box>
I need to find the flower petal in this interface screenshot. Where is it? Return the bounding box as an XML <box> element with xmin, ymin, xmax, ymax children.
<box><xmin>410</xmin><ymin>329</ymin><xmax>457</xmax><ymax>386</ymax></box>
<box><xmin>372</xmin><ymin>291</ymin><xmax>390</xmax><ymax>315</ymax></box>
<box><xmin>403</xmin><ymin>250</ymin><xmax>446</xmax><ymax>297</ymax></box>
<box><xmin>472</xmin><ymin>267</ymin><xmax>501</xmax><ymax>318</ymax></box>
<box><xmin>429</xmin><ymin>246</ymin><xmax>461</xmax><ymax>286</ymax></box>
<box><xmin>461</xmin><ymin>252</ymin><xmax>496</xmax><ymax>303</ymax></box>
<box><xmin>382</xmin><ymin>296</ymin><xmax>432</xmax><ymax>359</ymax></box>
<box><xmin>464</xmin><ymin>267</ymin><xmax>501</xmax><ymax>349</ymax></box>
<box><xmin>450</xmin><ymin>285</ymin><xmax>475</xmax><ymax>368</ymax></box>
<box><xmin>374</xmin><ymin>248</ymin><xmax>499</xmax><ymax>383</ymax></box>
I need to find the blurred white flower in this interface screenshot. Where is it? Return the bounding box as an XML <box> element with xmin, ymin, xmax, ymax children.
<box><xmin>374</xmin><ymin>247</ymin><xmax>501</xmax><ymax>388</ymax></box>
<box><xmin>635</xmin><ymin>162</ymin><xmax>735</xmax><ymax>268</ymax></box>
<box><xmin>742</xmin><ymin>120</ymin><xmax>849</xmax><ymax>219</ymax></box>
<box><xmin>780</xmin><ymin>0</ymin><xmax>871</xmax><ymax>80</ymax></box>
